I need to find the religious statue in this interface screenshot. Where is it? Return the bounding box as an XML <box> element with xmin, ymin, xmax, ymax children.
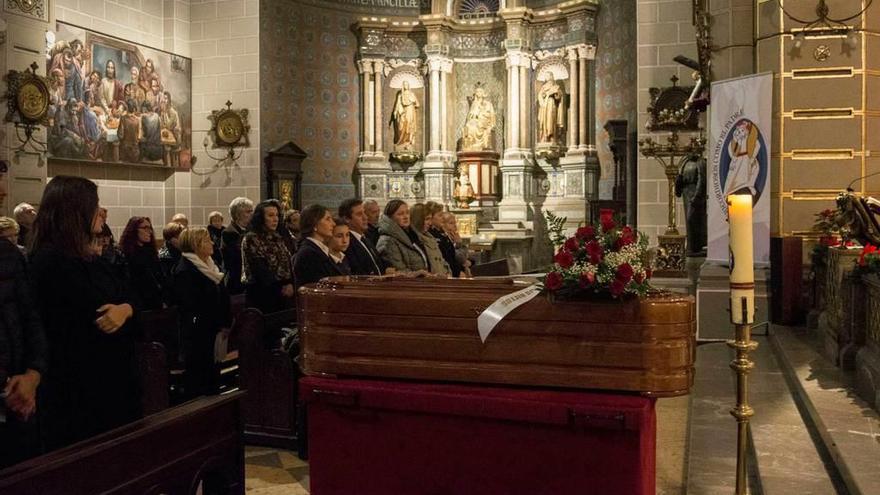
<box><xmin>390</xmin><ymin>81</ymin><xmax>419</xmax><ymax>150</ymax></box>
<box><xmin>461</xmin><ymin>85</ymin><xmax>496</xmax><ymax>151</ymax></box>
<box><xmin>453</xmin><ymin>164</ymin><xmax>476</xmax><ymax>209</ymax></box>
<box><xmin>536</xmin><ymin>74</ymin><xmax>566</xmax><ymax>144</ymax></box>
<box><xmin>675</xmin><ymin>153</ymin><xmax>707</xmax><ymax>256</ymax></box>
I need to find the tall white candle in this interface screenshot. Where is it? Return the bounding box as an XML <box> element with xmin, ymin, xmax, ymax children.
<box><xmin>728</xmin><ymin>194</ymin><xmax>755</xmax><ymax>324</ymax></box>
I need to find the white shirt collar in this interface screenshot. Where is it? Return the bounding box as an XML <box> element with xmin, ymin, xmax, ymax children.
<box><xmin>307</xmin><ymin>236</ymin><xmax>331</xmax><ymax>257</ymax></box>
<box><xmin>350</xmin><ymin>230</ymin><xmax>364</xmax><ymax>241</ymax></box>
<box><xmin>329</xmin><ymin>251</ymin><xmax>345</xmax><ymax>264</ymax></box>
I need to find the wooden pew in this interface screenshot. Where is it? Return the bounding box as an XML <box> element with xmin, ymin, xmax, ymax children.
<box><xmin>231</xmin><ymin>308</ymin><xmax>298</xmax><ymax>449</ymax></box>
<box><xmin>136</xmin><ymin>341</ymin><xmax>169</xmax><ymax>415</ymax></box>
<box><xmin>0</xmin><ymin>392</ymin><xmax>246</xmax><ymax>495</ymax></box>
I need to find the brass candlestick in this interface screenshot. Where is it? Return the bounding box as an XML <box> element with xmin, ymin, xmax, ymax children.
<box><xmin>728</xmin><ymin>296</ymin><xmax>757</xmax><ymax>495</ymax></box>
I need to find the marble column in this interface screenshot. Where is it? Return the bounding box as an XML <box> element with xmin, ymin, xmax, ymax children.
<box><xmin>519</xmin><ymin>60</ymin><xmax>530</xmax><ymax>152</ymax></box>
<box><xmin>360</xmin><ymin>60</ymin><xmax>374</xmax><ymax>154</ymax></box>
<box><xmin>506</xmin><ymin>52</ymin><xmax>521</xmax><ymax>153</ymax></box>
<box><xmin>567</xmin><ymin>47</ymin><xmax>579</xmax><ymax>152</ymax></box>
<box><xmin>578</xmin><ymin>45</ymin><xmax>588</xmax><ymax>150</ymax></box>
<box><xmin>440</xmin><ymin>70</ymin><xmax>448</xmax><ymax>151</ymax></box>
<box><xmin>428</xmin><ymin>58</ymin><xmax>442</xmax><ymax>154</ymax></box>
<box><xmin>373</xmin><ymin>60</ymin><xmax>384</xmax><ymax>154</ymax></box>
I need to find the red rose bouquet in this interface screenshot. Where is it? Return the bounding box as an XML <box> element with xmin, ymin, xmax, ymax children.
<box><xmin>543</xmin><ymin>212</ymin><xmax>652</xmax><ymax>298</ymax></box>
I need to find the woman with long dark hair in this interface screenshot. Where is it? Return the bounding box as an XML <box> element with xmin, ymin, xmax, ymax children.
<box><xmin>241</xmin><ymin>199</ymin><xmax>294</xmax><ymax>313</ymax></box>
<box><xmin>118</xmin><ymin>216</ymin><xmax>165</xmax><ymax>309</ymax></box>
<box><xmin>29</xmin><ymin>176</ymin><xmax>141</xmax><ymax>449</ymax></box>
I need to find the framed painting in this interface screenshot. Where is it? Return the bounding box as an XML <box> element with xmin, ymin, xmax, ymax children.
<box><xmin>46</xmin><ymin>22</ymin><xmax>193</xmax><ymax>169</ymax></box>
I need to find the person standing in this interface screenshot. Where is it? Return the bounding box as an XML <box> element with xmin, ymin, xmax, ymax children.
<box><xmin>221</xmin><ymin>197</ymin><xmax>254</xmax><ymax>295</ymax></box>
<box><xmin>119</xmin><ymin>216</ymin><xmax>165</xmax><ymax>310</ymax></box>
<box><xmin>13</xmin><ymin>203</ymin><xmax>36</xmax><ymax>250</ymax></box>
<box><xmin>241</xmin><ymin>200</ymin><xmax>294</xmax><ymax>314</ymax></box>
<box><xmin>172</xmin><ymin>228</ymin><xmax>230</xmax><ymax>399</ymax></box>
<box><xmin>29</xmin><ymin>176</ymin><xmax>141</xmax><ymax>449</ymax></box>
<box><xmin>0</xmin><ymin>230</ymin><xmax>47</xmax><ymax>467</ymax></box>
<box><xmin>339</xmin><ymin>198</ymin><xmax>384</xmax><ymax>276</ymax></box>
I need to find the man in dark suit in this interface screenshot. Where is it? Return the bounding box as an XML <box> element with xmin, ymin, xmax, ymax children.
<box><xmin>339</xmin><ymin>198</ymin><xmax>384</xmax><ymax>276</ymax></box>
<box><xmin>220</xmin><ymin>197</ymin><xmax>254</xmax><ymax>295</ymax></box>
<box><xmin>363</xmin><ymin>199</ymin><xmax>381</xmax><ymax>246</ymax></box>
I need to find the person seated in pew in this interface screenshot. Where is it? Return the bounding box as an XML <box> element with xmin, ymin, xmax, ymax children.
<box><xmin>339</xmin><ymin>198</ymin><xmax>386</xmax><ymax>276</ymax></box>
<box><xmin>119</xmin><ymin>216</ymin><xmax>166</xmax><ymax>310</ymax></box>
<box><xmin>377</xmin><ymin>200</ymin><xmax>441</xmax><ymax>277</ymax></box>
<box><xmin>241</xmin><ymin>199</ymin><xmax>294</xmax><ymax>314</ymax></box>
<box><xmin>432</xmin><ymin>211</ymin><xmax>467</xmax><ymax>278</ymax></box>
<box><xmin>0</xmin><ymin>223</ymin><xmax>47</xmax><ymax>468</ymax></box>
<box><xmin>159</xmin><ymin>221</ymin><xmax>184</xmax><ymax>285</ymax></box>
<box><xmin>410</xmin><ymin>203</ymin><xmax>450</xmax><ymax>277</ymax></box>
<box><xmin>363</xmin><ymin>199</ymin><xmax>380</xmax><ymax>246</ymax></box>
<box><xmin>328</xmin><ymin>217</ymin><xmax>352</xmax><ymax>276</ymax></box>
<box><xmin>172</xmin><ymin>228</ymin><xmax>231</xmax><ymax>399</ymax></box>
<box><xmin>30</xmin><ymin>176</ymin><xmax>142</xmax><ymax>450</ymax></box>
<box><xmin>293</xmin><ymin>204</ymin><xmax>345</xmax><ymax>290</ymax></box>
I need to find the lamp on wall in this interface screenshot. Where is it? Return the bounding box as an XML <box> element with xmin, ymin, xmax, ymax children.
<box><xmin>197</xmin><ymin>100</ymin><xmax>250</xmax><ymax>174</ymax></box>
<box><xmin>778</xmin><ymin>0</ymin><xmax>873</xmax><ymax>55</ymax></box>
<box><xmin>3</xmin><ymin>62</ymin><xmax>50</xmax><ymax>154</ymax></box>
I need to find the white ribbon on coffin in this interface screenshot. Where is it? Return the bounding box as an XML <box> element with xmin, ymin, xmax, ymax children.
<box><xmin>477</xmin><ymin>284</ymin><xmax>542</xmax><ymax>343</ymax></box>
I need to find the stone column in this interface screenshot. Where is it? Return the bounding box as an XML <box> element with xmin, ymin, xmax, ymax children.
<box><xmin>505</xmin><ymin>51</ymin><xmax>521</xmax><ymax>154</ymax></box>
<box><xmin>428</xmin><ymin>57</ymin><xmax>442</xmax><ymax>154</ymax></box>
<box><xmin>519</xmin><ymin>60</ymin><xmax>530</xmax><ymax>152</ymax></box>
<box><xmin>584</xmin><ymin>45</ymin><xmax>597</xmax><ymax>150</ymax></box>
<box><xmin>578</xmin><ymin>45</ymin><xmax>588</xmax><ymax>150</ymax></box>
<box><xmin>373</xmin><ymin>60</ymin><xmax>384</xmax><ymax>154</ymax></box>
<box><xmin>440</xmin><ymin>70</ymin><xmax>447</xmax><ymax>151</ymax></box>
<box><xmin>360</xmin><ymin>60</ymin><xmax>374</xmax><ymax>154</ymax></box>
<box><xmin>567</xmin><ymin>47</ymin><xmax>579</xmax><ymax>152</ymax></box>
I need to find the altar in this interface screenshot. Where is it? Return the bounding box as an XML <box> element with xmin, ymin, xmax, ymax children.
<box><xmin>352</xmin><ymin>1</ymin><xmax>601</xmax><ymax>270</ymax></box>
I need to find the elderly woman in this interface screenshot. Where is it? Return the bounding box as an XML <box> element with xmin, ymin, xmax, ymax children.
<box><xmin>377</xmin><ymin>200</ymin><xmax>433</xmax><ymax>274</ymax></box>
<box><xmin>410</xmin><ymin>204</ymin><xmax>450</xmax><ymax>277</ymax></box>
<box><xmin>119</xmin><ymin>216</ymin><xmax>166</xmax><ymax>310</ymax></box>
<box><xmin>221</xmin><ymin>197</ymin><xmax>254</xmax><ymax>295</ymax></box>
<box><xmin>172</xmin><ymin>228</ymin><xmax>230</xmax><ymax>398</ymax></box>
<box><xmin>241</xmin><ymin>199</ymin><xmax>294</xmax><ymax>313</ymax></box>
<box><xmin>30</xmin><ymin>176</ymin><xmax>141</xmax><ymax>449</ymax></box>
<box><xmin>293</xmin><ymin>204</ymin><xmax>342</xmax><ymax>290</ymax></box>
<box><xmin>0</xmin><ymin>217</ymin><xmax>24</xmax><ymax>255</ymax></box>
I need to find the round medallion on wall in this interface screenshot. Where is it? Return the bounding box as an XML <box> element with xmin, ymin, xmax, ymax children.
<box><xmin>814</xmin><ymin>45</ymin><xmax>831</xmax><ymax>62</ymax></box>
<box><xmin>16</xmin><ymin>77</ymin><xmax>50</xmax><ymax>122</ymax></box>
<box><xmin>214</xmin><ymin>110</ymin><xmax>245</xmax><ymax>146</ymax></box>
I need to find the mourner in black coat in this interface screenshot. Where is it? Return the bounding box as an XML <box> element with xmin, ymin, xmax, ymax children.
<box><xmin>30</xmin><ymin>177</ymin><xmax>141</xmax><ymax>450</ymax></box>
<box><xmin>0</xmin><ymin>238</ymin><xmax>47</xmax><ymax>467</ymax></box>
<box><xmin>294</xmin><ymin>205</ymin><xmax>344</xmax><ymax>290</ymax></box>
<box><xmin>172</xmin><ymin>229</ymin><xmax>231</xmax><ymax>399</ymax></box>
<box><xmin>220</xmin><ymin>223</ymin><xmax>247</xmax><ymax>295</ymax></box>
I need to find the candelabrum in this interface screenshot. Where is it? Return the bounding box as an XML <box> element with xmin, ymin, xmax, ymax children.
<box><xmin>639</xmin><ymin>130</ymin><xmax>706</xmax><ymax>235</ymax></box>
<box><xmin>729</xmin><ymin>297</ymin><xmax>757</xmax><ymax>495</ymax></box>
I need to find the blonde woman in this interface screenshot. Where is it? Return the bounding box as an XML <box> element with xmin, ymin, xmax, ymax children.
<box><xmin>172</xmin><ymin>228</ymin><xmax>230</xmax><ymax>398</ymax></box>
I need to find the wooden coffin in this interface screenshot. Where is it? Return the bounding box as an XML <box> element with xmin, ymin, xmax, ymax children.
<box><xmin>299</xmin><ymin>277</ymin><xmax>696</xmax><ymax>397</ymax></box>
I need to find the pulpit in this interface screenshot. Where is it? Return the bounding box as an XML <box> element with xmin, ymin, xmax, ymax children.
<box><xmin>264</xmin><ymin>141</ymin><xmax>306</xmax><ymax>212</ymax></box>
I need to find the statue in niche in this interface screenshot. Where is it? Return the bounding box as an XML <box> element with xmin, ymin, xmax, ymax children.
<box><xmin>453</xmin><ymin>164</ymin><xmax>476</xmax><ymax>209</ymax></box>
<box><xmin>461</xmin><ymin>85</ymin><xmax>496</xmax><ymax>151</ymax></box>
<box><xmin>536</xmin><ymin>74</ymin><xmax>566</xmax><ymax>144</ymax></box>
<box><xmin>390</xmin><ymin>81</ymin><xmax>419</xmax><ymax>150</ymax></box>
<box><xmin>675</xmin><ymin>153</ymin><xmax>708</xmax><ymax>256</ymax></box>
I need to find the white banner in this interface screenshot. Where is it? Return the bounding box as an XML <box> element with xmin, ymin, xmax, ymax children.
<box><xmin>477</xmin><ymin>284</ymin><xmax>541</xmax><ymax>343</ymax></box>
<box><xmin>707</xmin><ymin>73</ymin><xmax>773</xmax><ymax>264</ymax></box>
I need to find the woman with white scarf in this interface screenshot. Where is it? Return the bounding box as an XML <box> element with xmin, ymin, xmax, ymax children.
<box><xmin>172</xmin><ymin>228</ymin><xmax>231</xmax><ymax>399</ymax></box>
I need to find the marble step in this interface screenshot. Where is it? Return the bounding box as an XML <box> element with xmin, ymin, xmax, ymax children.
<box><xmin>770</xmin><ymin>326</ymin><xmax>880</xmax><ymax>495</ymax></box>
<box><xmin>685</xmin><ymin>337</ymin><xmax>838</xmax><ymax>494</ymax></box>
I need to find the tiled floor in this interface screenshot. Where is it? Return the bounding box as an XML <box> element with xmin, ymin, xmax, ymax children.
<box><xmin>244</xmin><ymin>446</ymin><xmax>309</xmax><ymax>494</ymax></box>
